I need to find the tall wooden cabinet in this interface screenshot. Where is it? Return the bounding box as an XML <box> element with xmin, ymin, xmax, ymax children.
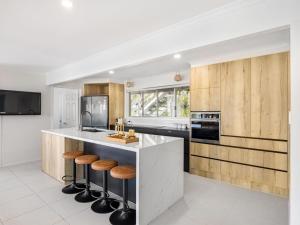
<box><xmin>190</xmin><ymin>52</ymin><xmax>290</xmax><ymax>197</ymax></box>
<box><xmin>220</xmin><ymin>52</ymin><xmax>289</xmax><ymax>140</ymax></box>
<box><xmin>250</xmin><ymin>53</ymin><xmax>289</xmax><ymax>140</ymax></box>
<box><xmin>220</xmin><ymin>59</ymin><xmax>251</xmax><ymax>137</ymax></box>
<box><xmin>190</xmin><ymin>64</ymin><xmax>221</xmax><ymax>111</ymax></box>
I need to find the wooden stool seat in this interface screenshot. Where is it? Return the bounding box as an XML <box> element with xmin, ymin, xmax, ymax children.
<box><xmin>75</xmin><ymin>155</ymin><xmax>99</xmax><ymax>165</ymax></box>
<box><xmin>63</xmin><ymin>151</ymin><xmax>84</xmax><ymax>160</ymax></box>
<box><xmin>110</xmin><ymin>165</ymin><xmax>136</xmax><ymax>180</ymax></box>
<box><xmin>92</xmin><ymin>160</ymin><xmax>118</xmax><ymax>171</ymax></box>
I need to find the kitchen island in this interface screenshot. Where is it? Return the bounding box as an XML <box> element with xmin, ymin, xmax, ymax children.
<box><xmin>41</xmin><ymin>128</ymin><xmax>184</xmax><ymax>225</ymax></box>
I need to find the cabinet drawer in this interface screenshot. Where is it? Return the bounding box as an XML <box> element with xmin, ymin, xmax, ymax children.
<box><xmin>190</xmin><ymin>142</ymin><xmax>288</xmax><ymax>171</ymax></box>
<box><xmin>190</xmin><ymin>155</ymin><xmax>288</xmax><ymax>196</ymax></box>
<box><xmin>220</xmin><ymin>136</ymin><xmax>288</xmax><ymax>153</ymax></box>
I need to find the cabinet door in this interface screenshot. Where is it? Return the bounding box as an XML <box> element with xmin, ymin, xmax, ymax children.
<box><xmin>190</xmin><ymin>66</ymin><xmax>209</xmax><ymax>90</ymax></box>
<box><xmin>190</xmin><ymin>89</ymin><xmax>209</xmax><ymax>111</ymax></box>
<box><xmin>190</xmin><ymin>64</ymin><xmax>220</xmax><ymax>111</ymax></box>
<box><xmin>221</xmin><ymin>59</ymin><xmax>251</xmax><ymax>136</ymax></box>
<box><xmin>250</xmin><ymin>52</ymin><xmax>288</xmax><ymax>140</ymax></box>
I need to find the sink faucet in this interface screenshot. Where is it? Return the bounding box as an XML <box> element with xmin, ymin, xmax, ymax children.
<box><xmin>80</xmin><ymin>110</ymin><xmax>93</xmax><ymax>131</ymax></box>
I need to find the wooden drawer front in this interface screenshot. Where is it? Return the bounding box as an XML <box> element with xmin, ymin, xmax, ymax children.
<box><xmin>190</xmin><ymin>156</ymin><xmax>288</xmax><ymax>196</ymax></box>
<box><xmin>220</xmin><ymin>136</ymin><xmax>288</xmax><ymax>153</ymax></box>
<box><xmin>190</xmin><ymin>143</ymin><xmax>288</xmax><ymax>171</ymax></box>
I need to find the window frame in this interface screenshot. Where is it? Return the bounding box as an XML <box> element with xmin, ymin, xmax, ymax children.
<box><xmin>129</xmin><ymin>86</ymin><xmax>190</xmax><ymax>118</ymax></box>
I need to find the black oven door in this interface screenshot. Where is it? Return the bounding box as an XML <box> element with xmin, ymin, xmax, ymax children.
<box><xmin>191</xmin><ymin>121</ymin><xmax>219</xmax><ymax>143</ymax></box>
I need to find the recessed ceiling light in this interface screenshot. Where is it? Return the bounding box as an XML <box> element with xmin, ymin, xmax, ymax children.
<box><xmin>61</xmin><ymin>0</ymin><xmax>73</xmax><ymax>9</ymax></box>
<box><xmin>109</xmin><ymin>70</ymin><xmax>115</xmax><ymax>75</ymax></box>
<box><xmin>173</xmin><ymin>54</ymin><xmax>182</xmax><ymax>59</ymax></box>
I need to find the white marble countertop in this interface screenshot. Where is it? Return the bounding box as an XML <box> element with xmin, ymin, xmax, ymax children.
<box><xmin>41</xmin><ymin>128</ymin><xmax>182</xmax><ymax>152</ymax></box>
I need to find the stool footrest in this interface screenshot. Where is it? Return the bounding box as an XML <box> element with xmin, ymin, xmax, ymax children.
<box><xmin>61</xmin><ymin>175</ymin><xmax>73</xmax><ymax>182</ymax></box>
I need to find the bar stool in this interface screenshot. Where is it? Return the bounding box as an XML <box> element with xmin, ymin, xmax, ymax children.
<box><xmin>62</xmin><ymin>151</ymin><xmax>86</xmax><ymax>194</ymax></box>
<box><xmin>74</xmin><ymin>154</ymin><xmax>100</xmax><ymax>203</ymax></box>
<box><xmin>91</xmin><ymin>160</ymin><xmax>120</xmax><ymax>213</ymax></box>
<box><xmin>109</xmin><ymin>165</ymin><xmax>136</xmax><ymax>225</ymax></box>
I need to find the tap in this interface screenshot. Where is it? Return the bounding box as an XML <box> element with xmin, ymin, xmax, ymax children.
<box><xmin>80</xmin><ymin>110</ymin><xmax>93</xmax><ymax>130</ymax></box>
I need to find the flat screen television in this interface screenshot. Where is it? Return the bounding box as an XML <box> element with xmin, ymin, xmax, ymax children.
<box><xmin>0</xmin><ymin>90</ymin><xmax>41</xmax><ymax>115</ymax></box>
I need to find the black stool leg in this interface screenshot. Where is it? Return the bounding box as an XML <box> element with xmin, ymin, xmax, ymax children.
<box><xmin>75</xmin><ymin>164</ymin><xmax>100</xmax><ymax>203</ymax></box>
<box><xmin>109</xmin><ymin>179</ymin><xmax>136</xmax><ymax>225</ymax></box>
<box><xmin>91</xmin><ymin>170</ymin><xmax>120</xmax><ymax>213</ymax></box>
<box><xmin>62</xmin><ymin>159</ymin><xmax>86</xmax><ymax>194</ymax></box>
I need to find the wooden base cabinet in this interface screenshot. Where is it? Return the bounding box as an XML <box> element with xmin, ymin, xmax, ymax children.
<box><xmin>190</xmin><ymin>156</ymin><xmax>288</xmax><ymax>196</ymax></box>
<box><xmin>42</xmin><ymin>133</ymin><xmax>83</xmax><ymax>182</ymax></box>
<box><xmin>190</xmin><ymin>142</ymin><xmax>289</xmax><ymax>197</ymax></box>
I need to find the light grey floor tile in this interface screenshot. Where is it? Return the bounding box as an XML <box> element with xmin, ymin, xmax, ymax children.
<box><xmin>0</xmin><ymin>186</ymin><xmax>33</xmax><ymax>205</ymax></box>
<box><xmin>0</xmin><ymin>195</ymin><xmax>45</xmax><ymax>221</ymax></box>
<box><xmin>49</xmin><ymin>195</ymin><xmax>91</xmax><ymax>219</ymax></box>
<box><xmin>65</xmin><ymin>208</ymin><xmax>110</xmax><ymax>225</ymax></box>
<box><xmin>3</xmin><ymin>206</ymin><xmax>62</xmax><ymax>225</ymax></box>
<box><xmin>19</xmin><ymin>173</ymin><xmax>61</xmax><ymax>192</ymax></box>
<box><xmin>37</xmin><ymin>185</ymin><xmax>68</xmax><ymax>204</ymax></box>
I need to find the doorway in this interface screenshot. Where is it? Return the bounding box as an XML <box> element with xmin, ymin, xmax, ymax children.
<box><xmin>53</xmin><ymin>87</ymin><xmax>80</xmax><ymax>129</ymax></box>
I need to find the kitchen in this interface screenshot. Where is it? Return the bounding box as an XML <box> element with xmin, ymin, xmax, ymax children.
<box><xmin>0</xmin><ymin>1</ymin><xmax>299</xmax><ymax>225</ymax></box>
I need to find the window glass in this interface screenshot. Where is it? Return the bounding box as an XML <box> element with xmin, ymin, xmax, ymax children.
<box><xmin>143</xmin><ymin>91</ymin><xmax>157</xmax><ymax>117</ymax></box>
<box><xmin>129</xmin><ymin>92</ymin><xmax>142</xmax><ymax>116</ymax></box>
<box><xmin>176</xmin><ymin>87</ymin><xmax>190</xmax><ymax>117</ymax></box>
<box><xmin>158</xmin><ymin>89</ymin><xmax>174</xmax><ymax>117</ymax></box>
<box><xmin>129</xmin><ymin>87</ymin><xmax>190</xmax><ymax>118</ymax></box>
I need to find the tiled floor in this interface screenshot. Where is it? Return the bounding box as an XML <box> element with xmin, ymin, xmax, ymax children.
<box><xmin>0</xmin><ymin>161</ymin><xmax>288</xmax><ymax>225</ymax></box>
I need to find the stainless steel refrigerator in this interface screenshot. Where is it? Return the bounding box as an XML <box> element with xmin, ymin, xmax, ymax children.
<box><xmin>81</xmin><ymin>96</ymin><xmax>109</xmax><ymax>129</ymax></box>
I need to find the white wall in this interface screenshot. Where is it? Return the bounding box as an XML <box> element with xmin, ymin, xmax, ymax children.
<box><xmin>289</xmin><ymin>19</ymin><xmax>300</xmax><ymax>225</ymax></box>
<box><xmin>125</xmin><ymin>70</ymin><xmax>190</xmax><ymax>127</ymax></box>
<box><xmin>0</xmin><ymin>69</ymin><xmax>51</xmax><ymax>167</ymax></box>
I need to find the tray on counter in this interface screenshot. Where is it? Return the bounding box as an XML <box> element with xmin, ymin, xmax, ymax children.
<box><xmin>106</xmin><ymin>133</ymin><xmax>139</xmax><ymax>144</ymax></box>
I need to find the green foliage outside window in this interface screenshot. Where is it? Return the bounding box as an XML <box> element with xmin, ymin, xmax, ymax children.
<box><xmin>129</xmin><ymin>87</ymin><xmax>190</xmax><ymax>118</ymax></box>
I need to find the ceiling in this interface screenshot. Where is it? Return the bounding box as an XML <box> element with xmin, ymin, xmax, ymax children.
<box><xmin>87</xmin><ymin>28</ymin><xmax>290</xmax><ymax>81</ymax></box>
<box><xmin>0</xmin><ymin>0</ymin><xmax>237</xmax><ymax>74</ymax></box>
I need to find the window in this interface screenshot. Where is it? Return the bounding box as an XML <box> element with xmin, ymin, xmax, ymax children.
<box><xmin>143</xmin><ymin>91</ymin><xmax>157</xmax><ymax>117</ymax></box>
<box><xmin>129</xmin><ymin>87</ymin><xmax>190</xmax><ymax>118</ymax></box>
<box><xmin>129</xmin><ymin>92</ymin><xmax>142</xmax><ymax>116</ymax></box>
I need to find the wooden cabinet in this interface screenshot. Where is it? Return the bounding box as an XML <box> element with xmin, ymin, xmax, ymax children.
<box><xmin>190</xmin><ymin>52</ymin><xmax>290</xmax><ymax>197</ymax></box>
<box><xmin>190</xmin><ymin>64</ymin><xmax>220</xmax><ymax>111</ymax></box>
<box><xmin>220</xmin><ymin>59</ymin><xmax>251</xmax><ymax>136</ymax></box>
<box><xmin>190</xmin><ymin>156</ymin><xmax>288</xmax><ymax>196</ymax></box>
<box><xmin>42</xmin><ymin>133</ymin><xmax>83</xmax><ymax>182</ymax></box>
<box><xmin>83</xmin><ymin>82</ymin><xmax>124</xmax><ymax>126</ymax></box>
<box><xmin>220</xmin><ymin>136</ymin><xmax>288</xmax><ymax>153</ymax></box>
<box><xmin>108</xmin><ymin>83</ymin><xmax>124</xmax><ymax>126</ymax></box>
<box><xmin>220</xmin><ymin>52</ymin><xmax>289</xmax><ymax>140</ymax></box>
<box><xmin>250</xmin><ymin>52</ymin><xmax>289</xmax><ymax>140</ymax></box>
<box><xmin>190</xmin><ymin>142</ymin><xmax>288</xmax><ymax>171</ymax></box>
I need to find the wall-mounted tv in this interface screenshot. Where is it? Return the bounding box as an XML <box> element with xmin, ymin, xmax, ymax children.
<box><xmin>0</xmin><ymin>90</ymin><xmax>41</xmax><ymax>115</ymax></box>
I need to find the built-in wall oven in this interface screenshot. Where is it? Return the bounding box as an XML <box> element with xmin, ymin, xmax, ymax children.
<box><xmin>191</xmin><ymin>112</ymin><xmax>220</xmax><ymax>144</ymax></box>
